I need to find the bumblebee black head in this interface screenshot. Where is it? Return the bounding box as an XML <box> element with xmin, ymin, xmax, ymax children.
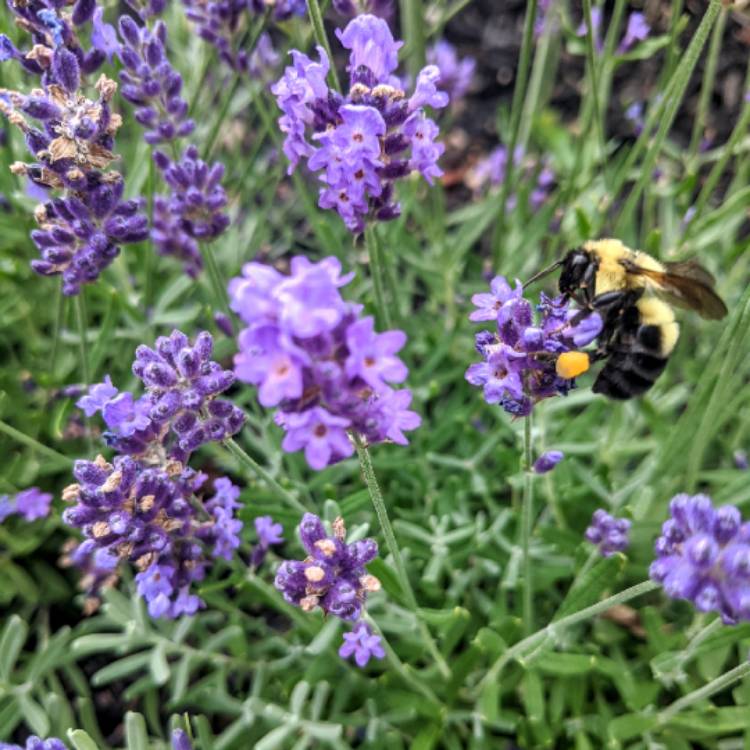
<box><xmin>558</xmin><ymin>248</ymin><xmax>595</xmax><ymax>297</ymax></box>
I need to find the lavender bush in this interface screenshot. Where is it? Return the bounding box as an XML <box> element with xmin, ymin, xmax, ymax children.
<box><xmin>1</xmin><ymin>0</ymin><xmax>749</xmax><ymax>747</ymax></box>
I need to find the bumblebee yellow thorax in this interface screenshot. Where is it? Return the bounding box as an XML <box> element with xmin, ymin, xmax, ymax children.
<box><xmin>583</xmin><ymin>238</ymin><xmax>664</xmax><ymax>295</ymax></box>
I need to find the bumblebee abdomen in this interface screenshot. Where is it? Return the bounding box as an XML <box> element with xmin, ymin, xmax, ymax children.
<box><xmin>593</xmin><ymin>297</ymin><xmax>678</xmax><ymax>399</ymax></box>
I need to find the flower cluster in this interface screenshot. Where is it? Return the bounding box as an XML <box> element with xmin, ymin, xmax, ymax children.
<box><xmin>117</xmin><ymin>18</ymin><xmax>195</xmax><ymax>145</ymax></box>
<box><xmin>272</xmin><ymin>14</ymin><xmax>447</xmax><ymax>232</ymax></box>
<box><xmin>577</xmin><ymin>9</ymin><xmax>650</xmax><ymax>54</ymax></box>
<box><xmin>78</xmin><ymin>329</ymin><xmax>245</xmax><ymax>463</ymax></box>
<box><xmin>0</xmin><ymin>49</ymin><xmax>148</xmax><ymax>294</ymax></box>
<box><xmin>650</xmin><ymin>494</ymin><xmax>750</xmax><ymax>624</ymax></box>
<box><xmin>466</xmin><ymin>277</ymin><xmax>602</xmax><ymax>416</ymax></box>
<box><xmin>585</xmin><ymin>509</ymin><xmax>631</xmax><ymax>557</ymax></box>
<box><xmin>62</xmin><ymin>454</ymin><xmax>244</xmax><ymax>617</ymax></box>
<box><xmin>275</xmin><ymin>513</ymin><xmax>384</xmax><ymax>666</ymax></box>
<box><xmin>0</xmin><ymin>737</ymin><xmax>68</xmax><ymax>750</ymax></box>
<box><xmin>467</xmin><ymin>145</ymin><xmax>555</xmax><ymax>210</ymax></box>
<box><xmin>0</xmin><ymin>487</ymin><xmax>53</xmax><ymax>522</ymax></box>
<box><xmin>229</xmin><ymin>256</ymin><xmax>420</xmax><ymax>469</ymax></box>
<box><xmin>150</xmin><ymin>146</ymin><xmax>230</xmax><ymax>277</ymax></box>
<box><xmin>0</xmin><ymin>0</ymin><xmax>105</xmax><ymax>77</ymax></box>
<box><xmin>249</xmin><ymin>0</ymin><xmax>306</xmax><ymax>20</ymax></box>
<box><xmin>251</xmin><ymin>515</ymin><xmax>284</xmax><ymax>567</ymax></box>
<box><xmin>426</xmin><ymin>41</ymin><xmax>475</xmax><ymax>107</ymax></box>
<box><xmin>66</xmin><ymin>330</ymin><xmax>245</xmax><ymax>617</ymax></box>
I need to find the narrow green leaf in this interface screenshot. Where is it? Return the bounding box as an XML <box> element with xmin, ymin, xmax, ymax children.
<box><xmin>554</xmin><ymin>554</ymin><xmax>624</xmax><ymax>620</ymax></box>
<box><xmin>125</xmin><ymin>712</ymin><xmax>149</xmax><ymax>750</ymax></box>
<box><xmin>17</xmin><ymin>692</ymin><xmax>50</xmax><ymax>737</ymax></box>
<box><xmin>149</xmin><ymin>643</ymin><xmax>170</xmax><ymax>686</ymax></box>
<box><xmin>532</xmin><ymin>652</ymin><xmax>598</xmax><ymax>676</ymax></box>
<box><xmin>0</xmin><ymin>614</ymin><xmax>27</xmax><ymax>681</ymax></box>
<box><xmin>254</xmin><ymin>725</ymin><xmax>294</xmax><ymax>750</ymax></box>
<box><xmin>608</xmin><ymin>712</ymin><xmax>657</xmax><ymax>741</ymax></box>
<box><xmin>92</xmin><ymin>653</ymin><xmax>151</xmax><ymax>686</ymax></box>
<box><xmin>67</xmin><ymin>729</ymin><xmax>101</xmax><ymax>750</ymax></box>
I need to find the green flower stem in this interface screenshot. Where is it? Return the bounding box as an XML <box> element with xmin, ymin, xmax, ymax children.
<box><xmin>491</xmin><ymin>0</ymin><xmax>538</xmax><ymax>266</ymax></box>
<box><xmin>685</xmin><ymin>102</ymin><xmax>750</xmax><ymax>233</ymax></box>
<box><xmin>50</xmin><ymin>285</ymin><xmax>65</xmax><ymax>377</ymax></box>
<box><xmin>657</xmin><ymin>660</ymin><xmax>750</xmax><ymax>725</ymax></box>
<box><xmin>74</xmin><ymin>292</ymin><xmax>91</xmax><ymax>387</ymax></box>
<box><xmin>353</xmin><ymin>434</ymin><xmax>452</xmax><ymax>678</ymax></box>
<box><xmin>478</xmin><ymin>579</ymin><xmax>660</xmax><ymax>693</ymax></box>
<box><xmin>688</xmin><ymin>7</ymin><xmax>726</xmax><ymax>158</ymax></box>
<box><xmin>0</xmin><ymin>419</ymin><xmax>73</xmax><ymax>467</ymax></box>
<box><xmin>364</xmin><ymin>223</ymin><xmax>393</xmax><ymax>330</ymax></box>
<box><xmin>363</xmin><ymin>614</ymin><xmax>440</xmax><ymax>706</ymax></box>
<box><xmin>399</xmin><ymin>0</ymin><xmax>425</xmax><ymax>79</ymax></box>
<box><xmin>224</xmin><ymin>437</ymin><xmax>308</xmax><ymax>514</ymax></box>
<box><xmin>521</xmin><ymin>415</ymin><xmax>534</xmax><ymax>635</ymax></box>
<box><xmin>202</xmin><ymin>242</ymin><xmax>231</xmax><ymax>318</ymax></box>
<box><xmin>203</xmin><ymin>10</ymin><xmax>271</xmax><ymax>162</ymax></box>
<box><xmin>307</xmin><ymin>0</ymin><xmax>340</xmax><ymax>92</ymax></box>
<box><xmin>582</xmin><ymin>0</ymin><xmax>606</xmax><ymax>182</ymax></box>
<box><xmin>612</xmin><ymin>0</ymin><xmax>721</xmax><ymax>234</ymax></box>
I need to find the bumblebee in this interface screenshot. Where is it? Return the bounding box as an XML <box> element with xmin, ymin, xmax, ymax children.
<box><xmin>531</xmin><ymin>239</ymin><xmax>728</xmax><ymax>399</ymax></box>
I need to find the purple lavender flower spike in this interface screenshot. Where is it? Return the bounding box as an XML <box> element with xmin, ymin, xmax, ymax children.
<box><xmin>150</xmin><ymin>146</ymin><xmax>230</xmax><ymax>275</ymax></box>
<box><xmin>619</xmin><ymin>12</ymin><xmax>650</xmax><ymax>54</ymax></box>
<box><xmin>650</xmin><ymin>494</ymin><xmax>750</xmax><ymax>624</ymax></box>
<box><xmin>275</xmin><ymin>514</ymin><xmax>380</xmax><ymax>621</ymax></box>
<box><xmin>171</xmin><ymin>730</ymin><xmax>192</xmax><ymax>750</ymax></box>
<box><xmin>339</xmin><ymin>620</ymin><xmax>386</xmax><ymax>667</ymax></box>
<box><xmin>63</xmin><ymin>459</ymin><xmax>241</xmax><ymax>617</ymax></box>
<box><xmin>14</xmin><ymin>487</ymin><xmax>53</xmax><ymax>520</ymax></box>
<box><xmin>249</xmin><ymin>0</ymin><xmax>306</xmax><ymax>20</ymax></box>
<box><xmin>77</xmin><ymin>376</ymin><xmax>119</xmax><ymax>416</ymax></box>
<box><xmin>229</xmin><ymin>256</ymin><xmax>419</xmax><ymax>469</ymax></box>
<box><xmin>426</xmin><ymin>40</ymin><xmax>475</xmax><ymax>106</ymax></box>
<box><xmin>466</xmin><ymin>277</ymin><xmax>602</xmax><ymax>416</ymax></box>
<box><xmin>585</xmin><ymin>509</ymin><xmax>631</xmax><ymax>557</ymax></box>
<box><xmin>251</xmin><ymin>515</ymin><xmax>284</xmax><ymax>567</ymax></box>
<box><xmin>0</xmin><ymin>55</ymin><xmax>148</xmax><ymax>294</ymax></box>
<box><xmin>272</xmin><ymin>13</ymin><xmax>446</xmax><ymax>232</ymax></box>
<box><xmin>117</xmin><ymin>19</ymin><xmax>195</xmax><ymax>145</ymax></box>
<box><xmin>533</xmin><ymin>450</ymin><xmax>564</xmax><ymax>474</ymax></box>
<box><xmin>576</xmin><ymin>7</ymin><xmax>603</xmax><ymax>52</ymax></box>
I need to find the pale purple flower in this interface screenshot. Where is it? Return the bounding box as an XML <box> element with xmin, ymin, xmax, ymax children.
<box><xmin>650</xmin><ymin>494</ymin><xmax>750</xmax><ymax>624</ymax></box>
<box><xmin>230</xmin><ymin>257</ymin><xmax>419</xmax><ymax>469</ymax></box>
<box><xmin>339</xmin><ymin>620</ymin><xmax>385</xmax><ymax>667</ymax></box>
<box><xmin>171</xmin><ymin>730</ymin><xmax>192</xmax><ymax>750</ymax></box>
<box><xmin>466</xmin><ymin>279</ymin><xmax>603</xmax><ymax>416</ymax></box>
<box><xmin>281</xmin><ymin>407</ymin><xmax>354</xmax><ymax>470</ymax></box>
<box><xmin>533</xmin><ymin>450</ymin><xmax>564</xmax><ymax>474</ymax></box>
<box><xmin>256</xmin><ymin>516</ymin><xmax>284</xmax><ymax>547</ymax></box>
<box><xmin>14</xmin><ymin>487</ymin><xmax>53</xmax><ymax>520</ymax></box>
<box><xmin>576</xmin><ymin>7</ymin><xmax>603</xmax><ymax>52</ymax></box>
<box><xmin>426</xmin><ymin>41</ymin><xmax>475</xmax><ymax>106</ymax></box>
<box><xmin>619</xmin><ymin>12</ymin><xmax>650</xmax><ymax>53</ymax></box>
<box><xmin>272</xmin><ymin>14</ymin><xmax>446</xmax><ymax>232</ymax></box>
<box><xmin>735</xmin><ymin>450</ymin><xmax>748</xmax><ymax>470</ymax></box>
<box><xmin>585</xmin><ymin>509</ymin><xmax>631</xmax><ymax>557</ymax></box>
<box><xmin>77</xmin><ymin>376</ymin><xmax>118</xmax><ymax>416</ymax></box>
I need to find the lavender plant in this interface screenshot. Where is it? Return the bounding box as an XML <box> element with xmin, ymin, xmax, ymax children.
<box><xmin>2</xmin><ymin>0</ymin><xmax>750</xmax><ymax>746</ymax></box>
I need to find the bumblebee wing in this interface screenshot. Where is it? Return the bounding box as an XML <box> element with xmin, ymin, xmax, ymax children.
<box><xmin>622</xmin><ymin>258</ymin><xmax>728</xmax><ymax>320</ymax></box>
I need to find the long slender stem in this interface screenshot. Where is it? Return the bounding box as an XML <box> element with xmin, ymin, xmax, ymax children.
<box><xmin>353</xmin><ymin>434</ymin><xmax>451</xmax><ymax>678</ymax></box>
<box><xmin>0</xmin><ymin>419</ymin><xmax>73</xmax><ymax>466</ymax></box>
<box><xmin>612</xmin><ymin>1</ymin><xmax>721</xmax><ymax>234</ymax></box>
<box><xmin>74</xmin><ymin>292</ymin><xmax>91</xmax><ymax>387</ymax></box>
<box><xmin>658</xmin><ymin>661</ymin><xmax>750</xmax><ymax>724</ymax></box>
<box><xmin>364</xmin><ymin>224</ymin><xmax>392</xmax><ymax>330</ymax></box>
<box><xmin>477</xmin><ymin>580</ymin><xmax>659</xmax><ymax>693</ymax></box>
<box><xmin>202</xmin><ymin>242</ymin><xmax>231</xmax><ymax>318</ymax></box>
<box><xmin>307</xmin><ymin>0</ymin><xmax>340</xmax><ymax>92</ymax></box>
<box><xmin>363</xmin><ymin>614</ymin><xmax>440</xmax><ymax>705</ymax></box>
<box><xmin>581</xmin><ymin>0</ymin><xmax>606</xmax><ymax>185</ymax></box>
<box><xmin>50</xmin><ymin>286</ymin><xmax>65</xmax><ymax>377</ymax></box>
<box><xmin>224</xmin><ymin>438</ymin><xmax>308</xmax><ymax>514</ymax></box>
<box><xmin>399</xmin><ymin>0</ymin><xmax>426</xmax><ymax>80</ymax></box>
<box><xmin>521</xmin><ymin>416</ymin><xmax>533</xmax><ymax>635</ymax></box>
<box><xmin>491</xmin><ymin>0</ymin><xmax>538</xmax><ymax>266</ymax></box>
